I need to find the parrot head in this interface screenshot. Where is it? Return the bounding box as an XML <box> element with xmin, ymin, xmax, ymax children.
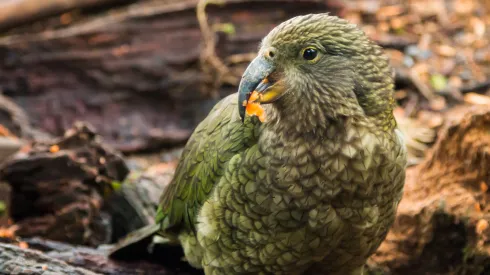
<box><xmin>238</xmin><ymin>13</ymin><xmax>395</xmax><ymax>129</ymax></box>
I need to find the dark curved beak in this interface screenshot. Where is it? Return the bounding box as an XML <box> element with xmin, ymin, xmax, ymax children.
<box><xmin>238</xmin><ymin>56</ymin><xmax>275</xmax><ymax>122</ymax></box>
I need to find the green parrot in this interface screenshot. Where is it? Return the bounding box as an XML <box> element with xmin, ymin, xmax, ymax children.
<box><xmin>110</xmin><ymin>13</ymin><xmax>407</xmax><ymax>275</ymax></box>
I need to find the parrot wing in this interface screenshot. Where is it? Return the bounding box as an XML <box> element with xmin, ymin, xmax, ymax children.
<box><xmin>155</xmin><ymin>94</ymin><xmax>260</xmax><ymax>235</ymax></box>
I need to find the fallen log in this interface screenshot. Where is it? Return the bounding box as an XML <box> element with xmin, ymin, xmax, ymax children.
<box><xmin>0</xmin><ymin>122</ymin><xmax>129</xmax><ymax>246</ymax></box>
<box><xmin>0</xmin><ymin>0</ymin><xmax>133</xmax><ymax>32</ymax></box>
<box><xmin>0</xmin><ymin>243</ymin><xmax>98</xmax><ymax>275</ymax></box>
<box><xmin>0</xmin><ymin>237</ymin><xmax>201</xmax><ymax>275</ymax></box>
<box><xmin>0</xmin><ymin>0</ymin><xmax>345</xmax><ymax>153</ymax></box>
<box><xmin>370</xmin><ymin>105</ymin><xmax>490</xmax><ymax>274</ymax></box>
<box><xmin>106</xmin><ymin>161</ymin><xmax>177</xmax><ymax>240</ymax></box>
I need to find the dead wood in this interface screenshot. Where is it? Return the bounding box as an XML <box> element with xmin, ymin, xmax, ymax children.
<box><xmin>370</xmin><ymin>105</ymin><xmax>490</xmax><ymax>274</ymax></box>
<box><xmin>0</xmin><ymin>122</ymin><xmax>129</xmax><ymax>246</ymax></box>
<box><xmin>0</xmin><ymin>0</ymin><xmax>130</xmax><ymax>32</ymax></box>
<box><xmin>106</xmin><ymin>161</ymin><xmax>177</xmax><ymax>240</ymax></box>
<box><xmin>0</xmin><ymin>237</ymin><xmax>201</xmax><ymax>274</ymax></box>
<box><xmin>0</xmin><ymin>243</ymin><xmax>98</xmax><ymax>275</ymax></box>
<box><xmin>0</xmin><ymin>0</ymin><xmax>345</xmax><ymax>153</ymax></box>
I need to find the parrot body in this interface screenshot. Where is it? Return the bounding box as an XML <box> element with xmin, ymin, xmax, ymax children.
<box><xmin>111</xmin><ymin>14</ymin><xmax>407</xmax><ymax>275</ymax></box>
<box><xmin>169</xmin><ymin>94</ymin><xmax>405</xmax><ymax>275</ymax></box>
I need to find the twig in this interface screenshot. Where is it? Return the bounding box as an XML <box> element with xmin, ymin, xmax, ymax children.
<box><xmin>196</xmin><ymin>0</ymin><xmax>241</xmax><ymax>96</ymax></box>
<box><xmin>409</xmin><ymin>69</ymin><xmax>436</xmax><ymax>101</ymax></box>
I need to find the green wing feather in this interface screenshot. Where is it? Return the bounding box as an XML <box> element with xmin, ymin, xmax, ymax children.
<box><xmin>155</xmin><ymin>94</ymin><xmax>260</xmax><ymax>235</ymax></box>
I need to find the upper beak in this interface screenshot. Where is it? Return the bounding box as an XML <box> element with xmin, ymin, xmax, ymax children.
<box><xmin>238</xmin><ymin>56</ymin><xmax>275</xmax><ymax>122</ymax></box>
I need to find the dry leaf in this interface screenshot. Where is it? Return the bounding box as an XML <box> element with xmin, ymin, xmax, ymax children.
<box><xmin>481</xmin><ymin>182</ymin><xmax>488</xmax><ymax>193</ymax></box>
<box><xmin>475</xmin><ymin>202</ymin><xmax>482</xmax><ymax>212</ymax></box>
<box><xmin>49</xmin><ymin>145</ymin><xmax>60</xmax><ymax>153</ymax></box>
<box><xmin>476</xmin><ymin>219</ymin><xmax>489</xmax><ymax>235</ymax></box>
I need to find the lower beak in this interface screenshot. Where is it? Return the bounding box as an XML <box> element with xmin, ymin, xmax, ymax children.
<box><xmin>238</xmin><ymin>56</ymin><xmax>282</xmax><ymax>122</ymax></box>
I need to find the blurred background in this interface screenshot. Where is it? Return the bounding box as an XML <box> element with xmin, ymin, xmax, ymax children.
<box><xmin>0</xmin><ymin>0</ymin><xmax>489</xmax><ymax>274</ymax></box>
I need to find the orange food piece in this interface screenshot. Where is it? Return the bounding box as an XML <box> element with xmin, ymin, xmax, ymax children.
<box><xmin>249</xmin><ymin>90</ymin><xmax>260</xmax><ymax>102</ymax></box>
<box><xmin>245</xmin><ymin>91</ymin><xmax>266</xmax><ymax>122</ymax></box>
<box><xmin>19</xmin><ymin>241</ymin><xmax>28</xmax><ymax>249</ymax></box>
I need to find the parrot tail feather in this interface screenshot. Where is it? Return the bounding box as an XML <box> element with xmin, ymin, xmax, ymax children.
<box><xmin>108</xmin><ymin>223</ymin><xmax>164</xmax><ymax>259</ymax></box>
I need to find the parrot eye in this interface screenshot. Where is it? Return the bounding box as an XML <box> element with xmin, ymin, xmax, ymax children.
<box><xmin>301</xmin><ymin>47</ymin><xmax>321</xmax><ymax>63</ymax></box>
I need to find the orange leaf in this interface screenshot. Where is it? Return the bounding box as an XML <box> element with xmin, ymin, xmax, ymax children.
<box><xmin>49</xmin><ymin>145</ymin><xmax>60</xmax><ymax>153</ymax></box>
